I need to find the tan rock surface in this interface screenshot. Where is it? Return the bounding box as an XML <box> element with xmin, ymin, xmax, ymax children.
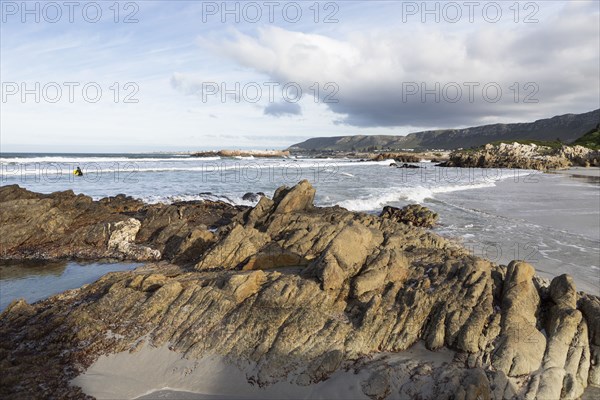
<box><xmin>0</xmin><ymin>181</ymin><xmax>598</xmax><ymax>399</ymax></box>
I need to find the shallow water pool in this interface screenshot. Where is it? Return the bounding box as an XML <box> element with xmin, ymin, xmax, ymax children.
<box><xmin>0</xmin><ymin>260</ymin><xmax>141</xmax><ymax>311</ymax></box>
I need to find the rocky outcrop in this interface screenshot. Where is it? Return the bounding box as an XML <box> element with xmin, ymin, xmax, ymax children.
<box><xmin>271</xmin><ymin>179</ymin><xmax>315</xmax><ymax>214</ymax></box>
<box><xmin>441</xmin><ymin>142</ymin><xmax>600</xmax><ymax>170</ymax></box>
<box><xmin>530</xmin><ymin>274</ymin><xmax>590</xmax><ymax>399</ymax></box>
<box><xmin>97</xmin><ymin>193</ymin><xmax>145</xmax><ymax>213</ymax></box>
<box><xmin>242</xmin><ymin>192</ymin><xmax>266</xmax><ymax>202</ymax></box>
<box><xmin>580</xmin><ymin>294</ymin><xmax>600</xmax><ymax>387</ymax></box>
<box><xmin>132</xmin><ymin>199</ymin><xmax>241</xmax><ymax>262</ymax></box>
<box><xmin>0</xmin><ymin>181</ymin><xmax>599</xmax><ymax>399</ymax></box>
<box><xmin>492</xmin><ymin>261</ymin><xmax>546</xmax><ymax>376</ymax></box>
<box><xmin>559</xmin><ymin>145</ymin><xmax>600</xmax><ymax>167</ymax></box>
<box><xmin>380</xmin><ymin>205</ymin><xmax>439</xmax><ymax>227</ymax></box>
<box><xmin>371</xmin><ymin>153</ymin><xmax>421</xmax><ymax>162</ymax></box>
<box><xmin>0</xmin><ymin>185</ymin><xmax>141</xmax><ymax>260</ymax></box>
<box><xmin>107</xmin><ymin>219</ymin><xmax>161</xmax><ymax>261</ymax></box>
<box><xmin>391</xmin><ymin>162</ymin><xmax>422</xmax><ymax>169</ymax></box>
<box><xmin>0</xmin><ymin>185</ymin><xmax>244</xmax><ymax>262</ymax></box>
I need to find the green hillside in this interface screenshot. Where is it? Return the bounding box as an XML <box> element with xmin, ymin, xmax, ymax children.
<box><xmin>572</xmin><ymin>125</ymin><xmax>600</xmax><ymax>150</ymax></box>
<box><xmin>289</xmin><ymin>109</ymin><xmax>600</xmax><ymax>152</ymax></box>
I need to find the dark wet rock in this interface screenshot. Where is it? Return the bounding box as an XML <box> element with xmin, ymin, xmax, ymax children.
<box><xmin>0</xmin><ymin>184</ymin><xmax>43</xmax><ymax>201</ymax></box>
<box><xmin>380</xmin><ymin>205</ymin><xmax>439</xmax><ymax>228</ymax></box>
<box><xmin>397</xmin><ymin>163</ymin><xmax>421</xmax><ymax>169</ymax></box>
<box><xmin>242</xmin><ymin>192</ymin><xmax>265</xmax><ymax>202</ymax></box>
<box><xmin>98</xmin><ymin>194</ymin><xmax>145</xmax><ymax>213</ymax></box>
<box><xmin>197</xmin><ymin>192</ymin><xmax>235</xmax><ymax>204</ymax></box>
<box><xmin>371</xmin><ymin>153</ymin><xmax>420</xmax><ymax>162</ymax></box>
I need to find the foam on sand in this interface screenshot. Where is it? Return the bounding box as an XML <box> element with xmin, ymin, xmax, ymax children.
<box><xmin>334</xmin><ymin>181</ymin><xmax>502</xmax><ymax>210</ymax></box>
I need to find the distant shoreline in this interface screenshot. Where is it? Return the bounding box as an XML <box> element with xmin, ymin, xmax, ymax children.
<box><xmin>190</xmin><ymin>150</ymin><xmax>290</xmax><ymax>158</ymax></box>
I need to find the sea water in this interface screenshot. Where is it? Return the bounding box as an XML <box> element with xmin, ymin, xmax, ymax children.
<box><xmin>1</xmin><ymin>153</ymin><xmax>598</xmax><ymax>295</ymax></box>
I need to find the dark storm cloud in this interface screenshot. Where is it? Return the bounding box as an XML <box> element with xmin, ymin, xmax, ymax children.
<box><xmin>198</xmin><ymin>2</ymin><xmax>598</xmax><ymax>128</ymax></box>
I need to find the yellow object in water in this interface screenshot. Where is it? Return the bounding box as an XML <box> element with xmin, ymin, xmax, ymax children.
<box><xmin>73</xmin><ymin>170</ymin><xmax>83</xmax><ymax>176</ymax></box>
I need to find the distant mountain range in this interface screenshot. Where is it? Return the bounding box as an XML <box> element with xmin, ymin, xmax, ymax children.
<box><xmin>289</xmin><ymin>109</ymin><xmax>600</xmax><ymax>152</ymax></box>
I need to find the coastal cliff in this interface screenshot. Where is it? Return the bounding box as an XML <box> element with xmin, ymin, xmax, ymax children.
<box><xmin>1</xmin><ymin>182</ymin><xmax>599</xmax><ymax>399</ymax></box>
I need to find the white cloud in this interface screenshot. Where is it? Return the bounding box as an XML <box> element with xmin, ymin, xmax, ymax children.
<box><xmin>200</xmin><ymin>2</ymin><xmax>599</xmax><ymax>128</ymax></box>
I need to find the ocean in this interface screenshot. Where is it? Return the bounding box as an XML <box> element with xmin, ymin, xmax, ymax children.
<box><xmin>1</xmin><ymin>152</ymin><xmax>598</xmax><ymax>300</ymax></box>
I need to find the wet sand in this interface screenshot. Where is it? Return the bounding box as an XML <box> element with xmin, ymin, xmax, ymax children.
<box><xmin>549</xmin><ymin>166</ymin><xmax>600</xmax><ymax>182</ymax></box>
<box><xmin>433</xmin><ymin>169</ymin><xmax>600</xmax><ymax>294</ymax></box>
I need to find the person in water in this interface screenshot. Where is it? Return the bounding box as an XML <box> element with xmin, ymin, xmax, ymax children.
<box><xmin>74</xmin><ymin>166</ymin><xmax>83</xmax><ymax>176</ymax></box>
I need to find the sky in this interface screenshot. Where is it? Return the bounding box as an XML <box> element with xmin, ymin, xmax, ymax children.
<box><xmin>1</xmin><ymin>0</ymin><xmax>599</xmax><ymax>152</ymax></box>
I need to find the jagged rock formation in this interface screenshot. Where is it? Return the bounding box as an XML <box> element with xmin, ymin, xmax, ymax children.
<box><xmin>559</xmin><ymin>145</ymin><xmax>600</xmax><ymax>167</ymax></box>
<box><xmin>441</xmin><ymin>142</ymin><xmax>600</xmax><ymax>170</ymax></box>
<box><xmin>0</xmin><ymin>185</ymin><xmax>244</xmax><ymax>262</ymax></box>
<box><xmin>1</xmin><ymin>181</ymin><xmax>599</xmax><ymax>399</ymax></box>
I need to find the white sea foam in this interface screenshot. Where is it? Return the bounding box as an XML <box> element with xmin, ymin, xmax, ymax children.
<box><xmin>1</xmin><ymin>159</ymin><xmax>394</xmax><ymax>177</ymax></box>
<box><xmin>144</xmin><ymin>183</ymin><xmax>496</xmax><ymax>210</ymax></box>
<box><xmin>335</xmin><ymin>181</ymin><xmax>499</xmax><ymax>211</ymax></box>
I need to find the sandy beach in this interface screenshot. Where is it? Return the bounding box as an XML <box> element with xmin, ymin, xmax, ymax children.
<box><xmin>73</xmin><ymin>342</ymin><xmax>454</xmax><ymax>400</ymax></box>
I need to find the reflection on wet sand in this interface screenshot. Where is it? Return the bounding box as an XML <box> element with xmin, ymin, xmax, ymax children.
<box><xmin>567</xmin><ymin>174</ymin><xmax>600</xmax><ymax>184</ymax></box>
<box><xmin>549</xmin><ymin>167</ymin><xmax>600</xmax><ymax>184</ymax></box>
